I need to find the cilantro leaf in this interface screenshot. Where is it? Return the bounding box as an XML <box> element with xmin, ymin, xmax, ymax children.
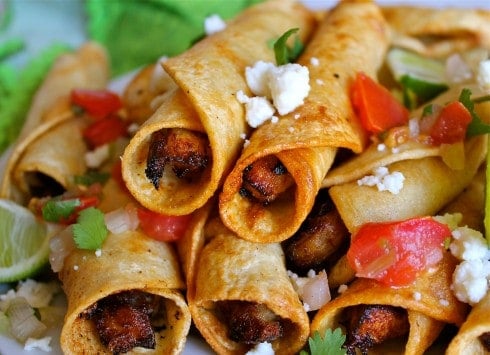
<box><xmin>42</xmin><ymin>199</ymin><xmax>81</xmax><ymax>223</ymax></box>
<box><xmin>72</xmin><ymin>207</ymin><xmax>108</xmax><ymax>250</ymax></box>
<box><xmin>300</xmin><ymin>328</ymin><xmax>347</xmax><ymax>355</ymax></box>
<box><xmin>273</xmin><ymin>28</ymin><xmax>303</xmax><ymax>66</ymax></box>
<box><xmin>461</xmin><ymin>88</ymin><xmax>490</xmax><ymax>137</ymax></box>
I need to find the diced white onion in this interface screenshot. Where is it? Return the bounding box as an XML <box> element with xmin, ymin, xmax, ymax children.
<box><xmin>104</xmin><ymin>203</ymin><xmax>139</xmax><ymax>235</ymax></box>
<box><xmin>49</xmin><ymin>226</ymin><xmax>76</xmax><ymax>273</ymax></box>
<box><xmin>445</xmin><ymin>53</ymin><xmax>472</xmax><ymax>83</ymax></box>
<box><xmin>5</xmin><ymin>297</ymin><xmax>47</xmax><ymax>342</ymax></box>
<box><xmin>300</xmin><ymin>270</ymin><xmax>331</xmax><ymax>311</ymax></box>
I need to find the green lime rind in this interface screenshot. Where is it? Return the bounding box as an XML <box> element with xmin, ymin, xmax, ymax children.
<box><xmin>0</xmin><ymin>199</ymin><xmax>50</xmax><ymax>283</ymax></box>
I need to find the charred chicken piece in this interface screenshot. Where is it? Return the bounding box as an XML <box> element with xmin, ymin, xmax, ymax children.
<box><xmin>239</xmin><ymin>155</ymin><xmax>294</xmax><ymax>205</ymax></box>
<box><xmin>145</xmin><ymin>128</ymin><xmax>210</xmax><ymax>189</ymax></box>
<box><xmin>217</xmin><ymin>300</ymin><xmax>283</xmax><ymax>344</ymax></box>
<box><xmin>343</xmin><ymin>304</ymin><xmax>409</xmax><ymax>355</ymax></box>
<box><xmin>479</xmin><ymin>332</ymin><xmax>490</xmax><ymax>351</ymax></box>
<box><xmin>284</xmin><ymin>190</ymin><xmax>349</xmax><ymax>272</ymax></box>
<box><xmin>82</xmin><ymin>290</ymin><xmax>161</xmax><ymax>354</ymax></box>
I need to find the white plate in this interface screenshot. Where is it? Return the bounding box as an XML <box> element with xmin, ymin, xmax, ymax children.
<box><xmin>1</xmin><ymin>0</ymin><xmax>489</xmax><ymax>354</ymax></box>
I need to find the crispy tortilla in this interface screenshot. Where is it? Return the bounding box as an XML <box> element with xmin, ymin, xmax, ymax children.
<box><xmin>121</xmin><ymin>0</ymin><xmax>316</xmax><ymax>216</ymax></box>
<box><xmin>0</xmin><ymin>42</ymin><xmax>109</xmax><ymax>203</ymax></box>
<box><xmin>447</xmin><ymin>291</ymin><xmax>490</xmax><ymax>354</ymax></box>
<box><xmin>59</xmin><ymin>229</ymin><xmax>190</xmax><ymax>355</ymax></box>
<box><xmin>382</xmin><ymin>6</ymin><xmax>490</xmax><ymax>57</ymax></box>
<box><xmin>188</xmin><ymin>228</ymin><xmax>309</xmax><ymax>355</ymax></box>
<box><xmin>311</xmin><ymin>252</ymin><xmax>468</xmax><ymax>355</ymax></box>
<box><xmin>219</xmin><ymin>0</ymin><xmax>389</xmax><ymax>243</ymax></box>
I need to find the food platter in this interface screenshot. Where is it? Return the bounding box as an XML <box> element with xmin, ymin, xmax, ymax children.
<box><xmin>1</xmin><ymin>0</ymin><xmax>490</xmax><ymax>354</ymax></box>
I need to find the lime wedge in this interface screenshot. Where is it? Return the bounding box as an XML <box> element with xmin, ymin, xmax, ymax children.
<box><xmin>0</xmin><ymin>198</ymin><xmax>49</xmax><ymax>282</ymax></box>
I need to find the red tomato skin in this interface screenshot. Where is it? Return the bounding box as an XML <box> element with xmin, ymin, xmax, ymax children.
<box><xmin>137</xmin><ymin>208</ymin><xmax>192</xmax><ymax>242</ymax></box>
<box><xmin>71</xmin><ymin>89</ymin><xmax>122</xmax><ymax>119</ymax></box>
<box><xmin>429</xmin><ymin>101</ymin><xmax>472</xmax><ymax>145</ymax></box>
<box><xmin>83</xmin><ymin>116</ymin><xmax>129</xmax><ymax>148</ymax></box>
<box><xmin>351</xmin><ymin>72</ymin><xmax>409</xmax><ymax>134</ymax></box>
<box><xmin>55</xmin><ymin>196</ymin><xmax>100</xmax><ymax>224</ymax></box>
<box><xmin>347</xmin><ymin>217</ymin><xmax>451</xmax><ymax>286</ymax></box>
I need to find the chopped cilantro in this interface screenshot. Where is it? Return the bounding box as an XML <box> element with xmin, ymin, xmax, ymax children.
<box><xmin>300</xmin><ymin>328</ymin><xmax>347</xmax><ymax>355</ymax></box>
<box><xmin>0</xmin><ymin>38</ymin><xmax>24</xmax><ymax>61</ymax></box>
<box><xmin>462</xmin><ymin>88</ymin><xmax>490</xmax><ymax>136</ymax></box>
<box><xmin>72</xmin><ymin>207</ymin><xmax>108</xmax><ymax>250</ymax></box>
<box><xmin>74</xmin><ymin>171</ymin><xmax>110</xmax><ymax>186</ymax></box>
<box><xmin>42</xmin><ymin>198</ymin><xmax>81</xmax><ymax>223</ymax></box>
<box><xmin>273</xmin><ymin>28</ymin><xmax>303</xmax><ymax>66</ymax></box>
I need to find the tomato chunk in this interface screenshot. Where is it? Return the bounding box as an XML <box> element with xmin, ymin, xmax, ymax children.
<box><xmin>137</xmin><ymin>208</ymin><xmax>192</xmax><ymax>242</ymax></box>
<box><xmin>351</xmin><ymin>72</ymin><xmax>409</xmax><ymax>134</ymax></box>
<box><xmin>347</xmin><ymin>217</ymin><xmax>451</xmax><ymax>286</ymax></box>
<box><xmin>71</xmin><ymin>89</ymin><xmax>122</xmax><ymax>119</ymax></box>
<box><xmin>428</xmin><ymin>101</ymin><xmax>472</xmax><ymax>145</ymax></box>
<box><xmin>83</xmin><ymin>116</ymin><xmax>129</xmax><ymax>148</ymax></box>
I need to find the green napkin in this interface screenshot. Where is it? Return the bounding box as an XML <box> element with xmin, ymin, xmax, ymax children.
<box><xmin>86</xmin><ymin>0</ymin><xmax>263</xmax><ymax>76</ymax></box>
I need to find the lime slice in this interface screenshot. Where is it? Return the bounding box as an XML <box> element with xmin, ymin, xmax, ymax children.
<box><xmin>0</xmin><ymin>198</ymin><xmax>49</xmax><ymax>282</ymax></box>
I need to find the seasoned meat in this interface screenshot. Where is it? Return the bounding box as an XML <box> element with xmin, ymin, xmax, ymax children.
<box><xmin>145</xmin><ymin>128</ymin><xmax>210</xmax><ymax>188</ymax></box>
<box><xmin>217</xmin><ymin>300</ymin><xmax>283</xmax><ymax>344</ymax></box>
<box><xmin>239</xmin><ymin>155</ymin><xmax>294</xmax><ymax>205</ymax></box>
<box><xmin>82</xmin><ymin>290</ymin><xmax>161</xmax><ymax>354</ymax></box>
<box><xmin>343</xmin><ymin>304</ymin><xmax>409</xmax><ymax>355</ymax></box>
<box><xmin>479</xmin><ymin>332</ymin><xmax>490</xmax><ymax>351</ymax></box>
<box><xmin>284</xmin><ymin>190</ymin><xmax>349</xmax><ymax>271</ymax></box>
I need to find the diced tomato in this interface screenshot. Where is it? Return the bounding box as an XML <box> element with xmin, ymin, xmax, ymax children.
<box><xmin>346</xmin><ymin>217</ymin><xmax>451</xmax><ymax>286</ymax></box>
<box><xmin>83</xmin><ymin>116</ymin><xmax>129</xmax><ymax>148</ymax></box>
<box><xmin>137</xmin><ymin>208</ymin><xmax>192</xmax><ymax>242</ymax></box>
<box><xmin>427</xmin><ymin>101</ymin><xmax>472</xmax><ymax>145</ymax></box>
<box><xmin>71</xmin><ymin>89</ymin><xmax>122</xmax><ymax>119</ymax></box>
<box><xmin>351</xmin><ymin>72</ymin><xmax>410</xmax><ymax>134</ymax></box>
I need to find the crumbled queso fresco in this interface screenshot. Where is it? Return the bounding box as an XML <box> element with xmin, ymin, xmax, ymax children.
<box><xmin>204</xmin><ymin>14</ymin><xmax>227</xmax><ymax>35</ymax></box>
<box><xmin>357</xmin><ymin>166</ymin><xmax>405</xmax><ymax>194</ymax></box>
<box><xmin>237</xmin><ymin>60</ymin><xmax>310</xmax><ymax>128</ymax></box>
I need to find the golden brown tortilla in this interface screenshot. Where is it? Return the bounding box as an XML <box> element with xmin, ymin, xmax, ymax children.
<box><xmin>311</xmin><ymin>252</ymin><xmax>468</xmax><ymax>355</ymax></box>
<box><xmin>382</xmin><ymin>6</ymin><xmax>490</xmax><ymax>57</ymax></box>
<box><xmin>0</xmin><ymin>42</ymin><xmax>109</xmax><ymax>203</ymax></box>
<box><xmin>121</xmin><ymin>0</ymin><xmax>316</xmax><ymax>216</ymax></box>
<box><xmin>219</xmin><ymin>0</ymin><xmax>389</xmax><ymax>243</ymax></box>
<box><xmin>447</xmin><ymin>291</ymin><xmax>490</xmax><ymax>354</ymax></box>
<box><xmin>59</xmin><ymin>229</ymin><xmax>190</xmax><ymax>355</ymax></box>
<box><xmin>188</xmin><ymin>228</ymin><xmax>309</xmax><ymax>355</ymax></box>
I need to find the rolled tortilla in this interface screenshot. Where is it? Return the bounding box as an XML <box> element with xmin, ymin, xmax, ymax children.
<box><xmin>188</xmin><ymin>227</ymin><xmax>309</xmax><ymax>355</ymax></box>
<box><xmin>311</xmin><ymin>252</ymin><xmax>468</xmax><ymax>355</ymax></box>
<box><xmin>382</xmin><ymin>6</ymin><xmax>490</xmax><ymax>57</ymax></box>
<box><xmin>121</xmin><ymin>0</ymin><xmax>316</xmax><ymax>216</ymax></box>
<box><xmin>0</xmin><ymin>42</ymin><xmax>109</xmax><ymax>203</ymax></box>
<box><xmin>59</xmin><ymin>229</ymin><xmax>190</xmax><ymax>355</ymax></box>
<box><xmin>328</xmin><ymin>134</ymin><xmax>487</xmax><ymax>233</ymax></box>
<box><xmin>446</xmin><ymin>291</ymin><xmax>490</xmax><ymax>354</ymax></box>
<box><xmin>219</xmin><ymin>0</ymin><xmax>389</xmax><ymax>243</ymax></box>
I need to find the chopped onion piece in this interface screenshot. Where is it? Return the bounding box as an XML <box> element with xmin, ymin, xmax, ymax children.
<box><xmin>300</xmin><ymin>270</ymin><xmax>331</xmax><ymax>311</ymax></box>
<box><xmin>104</xmin><ymin>203</ymin><xmax>139</xmax><ymax>235</ymax></box>
<box><xmin>5</xmin><ymin>297</ymin><xmax>47</xmax><ymax>342</ymax></box>
<box><xmin>49</xmin><ymin>225</ymin><xmax>76</xmax><ymax>273</ymax></box>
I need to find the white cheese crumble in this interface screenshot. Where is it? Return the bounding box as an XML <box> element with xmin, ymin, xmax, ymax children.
<box><xmin>239</xmin><ymin>60</ymin><xmax>310</xmax><ymax>127</ymax></box>
<box><xmin>413</xmin><ymin>291</ymin><xmax>422</xmax><ymax>301</ymax></box>
<box><xmin>357</xmin><ymin>166</ymin><xmax>405</xmax><ymax>194</ymax></box>
<box><xmin>447</xmin><ymin>223</ymin><xmax>490</xmax><ymax>305</ymax></box>
<box><xmin>338</xmin><ymin>284</ymin><xmax>348</xmax><ymax>294</ymax></box>
<box><xmin>85</xmin><ymin>144</ymin><xmax>110</xmax><ymax>169</ymax></box>
<box><xmin>204</xmin><ymin>14</ymin><xmax>226</xmax><ymax>35</ymax></box>
<box><xmin>451</xmin><ymin>259</ymin><xmax>490</xmax><ymax>305</ymax></box>
<box><xmin>73</xmin><ymin>265</ymin><xmax>79</xmax><ymax>271</ymax></box>
<box><xmin>246</xmin><ymin>342</ymin><xmax>275</xmax><ymax>355</ymax></box>
<box><xmin>477</xmin><ymin>59</ymin><xmax>490</xmax><ymax>91</ymax></box>
<box><xmin>95</xmin><ymin>249</ymin><xmax>102</xmax><ymax>257</ymax></box>
<box><xmin>24</xmin><ymin>337</ymin><xmax>52</xmax><ymax>352</ymax></box>
<box><xmin>244</xmin><ymin>96</ymin><xmax>276</xmax><ymax>128</ymax></box>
